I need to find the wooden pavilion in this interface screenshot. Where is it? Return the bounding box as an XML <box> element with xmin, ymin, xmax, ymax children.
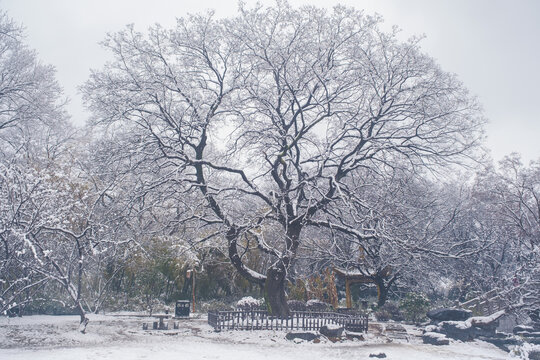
<box><xmin>333</xmin><ymin>267</ymin><xmax>391</xmax><ymax>308</ymax></box>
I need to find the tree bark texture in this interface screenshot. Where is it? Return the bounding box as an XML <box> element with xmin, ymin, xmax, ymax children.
<box><xmin>375</xmin><ymin>276</ymin><xmax>389</xmax><ymax>307</ymax></box>
<box><xmin>264</xmin><ymin>262</ymin><xmax>289</xmax><ymax>317</ymax></box>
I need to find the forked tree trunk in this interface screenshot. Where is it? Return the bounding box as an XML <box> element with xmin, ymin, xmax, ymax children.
<box><xmin>78</xmin><ymin>314</ymin><xmax>89</xmax><ymax>333</ymax></box>
<box><xmin>264</xmin><ymin>262</ymin><xmax>289</xmax><ymax>317</ymax></box>
<box><xmin>76</xmin><ymin>304</ymin><xmax>89</xmax><ymax>333</ymax></box>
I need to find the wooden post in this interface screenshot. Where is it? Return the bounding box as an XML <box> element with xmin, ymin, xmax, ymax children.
<box><xmin>192</xmin><ymin>269</ymin><xmax>196</xmax><ymax>313</ymax></box>
<box><xmin>345</xmin><ymin>279</ymin><xmax>352</xmax><ymax>308</ymax></box>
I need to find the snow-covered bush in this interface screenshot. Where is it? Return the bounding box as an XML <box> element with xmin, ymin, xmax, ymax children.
<box><xmin>306</xmin><ymin>299</ymin><xmax>332</xmax><ymax>312</ymax></box>
<box><xmin>236</xmin><ymin>296</ymin><xmax>264</xmax><ymax>311</ymax></box>
<box><xmin>374</xmin><ymin>301</ymin><xmax>404</xmax><ymax>322</ymax></box>
<box><xmin>200</xmin><ymin>299</ymin><xmax>233</xmax><ymax>312</ymax></box>
<box><xmin>287</xmin><ymin>300</ymin><xmax>306</xmax><ymax>311</ymax></box>
<box><xmin>400</xmin><ymin>292</ymin><xmax>430</xmax><ymax>323</ymax></box>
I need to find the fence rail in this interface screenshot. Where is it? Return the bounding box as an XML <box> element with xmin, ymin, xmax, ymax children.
<box><xmin>208</xmin><ymin>309</ymin><xmax>368</xmax><ymax>333</ymax></box>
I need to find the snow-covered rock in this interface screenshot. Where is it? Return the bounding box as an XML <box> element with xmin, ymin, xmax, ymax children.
<box><xmin>424</xmin><ymin>325</ymin><xmax>439</xmax><ymax>333</ymax></box>
<box><xmin>285</xmin><ymin>331</ymin><xmax>319</xmax><ymax>342</ymax></box>
<box><xmin>345</xmin><ymin>331</ymin><xmax>365</xmax><ymax>341</ymax></box>
<box><xmin>422</xmin><ymin>332</ymin><xmax>450</xmax><ymax>346</ymax></box>
<box><xmin>513</xmin><ymin>325</ymin><xmax>535</xmax><ymax>334</ymax></box>
<box><xmin>530</xmin><ymin>349</ymin><xmax>540</xmax><ymax>360</ymax></box>
<box><xmin>319</xmin><ymin>324</ymin><xmax>344</xmax><ymax>338</ymax></box>
<box><xmin>427</xmin><ymin>308</ymin><xmax>472</xmax><ymax>322</ymax></box>
<box><xmin>469</xmin><ymin>310</ymin><xmax>506</xmax><ymax>330</ymax></box>
<box><xmin>428</xmin><ymin>310</ymin><xmax>506</xmax><ymax>342</ymax></box>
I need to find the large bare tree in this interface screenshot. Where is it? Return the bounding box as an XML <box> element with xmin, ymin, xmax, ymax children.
<box><xmin>83</xmin><ymin>2</ymin><xmax>484</xmax><ymax>316</ymax></box>
<box><xmin>0</xmin><ymin>9</ymin><xmax>71</xmax><ymax>317</ymax></box>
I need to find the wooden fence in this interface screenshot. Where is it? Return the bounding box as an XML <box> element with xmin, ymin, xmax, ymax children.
<box><xmin>208</xmin><ymin>310</ymin><xmax>368</xmax><ymax>333</ymax></box>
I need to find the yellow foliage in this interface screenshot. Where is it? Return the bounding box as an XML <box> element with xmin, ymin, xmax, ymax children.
<box><xmin>305</xmin><ymin>268</ymin><xmax>338</xmax><ymax>308</ymax></box>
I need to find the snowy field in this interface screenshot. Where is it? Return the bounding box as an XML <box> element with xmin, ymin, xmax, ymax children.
<box><xmin>0</xmin><ymin>313</ymin><xmax>513</xmax><ymax>360</ymax></box>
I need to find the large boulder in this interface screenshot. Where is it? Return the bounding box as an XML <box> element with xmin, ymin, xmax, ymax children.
<box><xmin>434</xmin><ymin>311</ymin><xmax>506</xmax><ymax>342</ymax></box>
<box><xmin>469</xmin><ymin>310</ymin><xmax>505</xmax><ymax>331</ymax></box>
<box><xmin>427</xmin><ymin>308</ymin><xmax>472</xmax><ymax>322</ymax></box>
<box><xmin>320</xmin><ymin>324</ymin><xmax>344</xmax><ymax>338</ymax></box>
<box><xmin>438</xmin><ymin>321</ymin><xmax>475</xmax><ymax>341</ymax></box>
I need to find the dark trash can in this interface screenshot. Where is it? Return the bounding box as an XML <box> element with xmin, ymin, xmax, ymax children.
<box><xmin>175</xmin><ymin>300</ymin><xmax>190</xmax><ymax>317</ymax></box>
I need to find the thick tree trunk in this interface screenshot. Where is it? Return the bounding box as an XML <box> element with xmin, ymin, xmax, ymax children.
<box><xmin>375</xmin><ymin>273</ymin><xmax>397</xmax><ymax>308</ymax></box>
<box><xmin>263</xmin><ymin>221</ymin><xmax>301</xmax><ymax>317</ymax></box>
<box><xmin>375</xmin><ymin>277</ymin><xmax>389</xmax><ymax>307</ymax></box>
<box><xmin>264</xmin><ymin>262</ymin><xmax>289</xmax><ymax>317</ymax></box>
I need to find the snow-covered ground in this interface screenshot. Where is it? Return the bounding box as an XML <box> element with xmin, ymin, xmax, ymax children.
<box><xmin>0</xmin><ymin>313</ymin><xmax>510</xmax><ymax>360</ymax></box>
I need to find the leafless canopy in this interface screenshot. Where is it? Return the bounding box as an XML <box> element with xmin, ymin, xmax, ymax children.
<box><xmin>83</xmin><ymin>2</ymin><xmax>485</xmax><ymax>314</ymax></box>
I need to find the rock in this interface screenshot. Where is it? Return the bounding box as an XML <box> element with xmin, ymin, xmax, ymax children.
<box><xmin>369</xmin><ymin>353</ymin><xmax>387</xmax><ymax>358</ymax></box>
<box><xmin>516</xmin><ymin>331</ymin><xmax>540</xmax><ymax>338</ymax></box>
<box><xmin>469</xmin><ymin>311</ymin><xmax>505</xmax><ymax>330</ymax></box>
<box><xmin>438</xmin><ymin>319</ymin><xmax>498</xmax><ymax>341</ymax></box>
<box><xmin>427</xmin><ymin>308</ymin><xmax>472</xmax><ymax>322</ymax></box>
<box><xmin>434</xmin><ymin>311</ymin><xmax>505</xmax><ymax>342</ymax></box>
<box><xmin>424</xmin><ymin>325</ymin><xmax>439</xmax><ymax>333</ymax></box>
<box><xmin>320</xmin><ymin>324</ymin><xmax>344</xmax><ymax>338</ymax></box>
<box><xmin>476</xmin><ymin>335</ymin><xmax>522</xmax><ymax>353</ymax></box>
<box><xmin>286</xmin><ymin>332</ymin><xmax>319</xmax><ymax>342</ymax></box>
<box><xmin>438</xmin><ymin>321</ymin><xmax>475</xmax><ymax>341</ymax></box>
<box><xmin>529</xmin><ymin>309</ymin><xmax>540</xmax><ymax>323</ymax></box>
<box><xmin>386</xmin><ymin>323</ymin><xmax>406</xmax><ymax>332</ymax></box>
<box><xmin>369</xmin><ymin>323</ymin><xmax>384</xmax><ymax>335</ymax></box>
<box><xmin>530</xmin><ymin>350</ymin><xmax>540</xmax><ymax>360</ymax></box>
<box><xmin>513</xmin><ymin>325</ymin><xmax>535</xmax><ymax>334</ymax></box>
<box><xmin>491</xmin><ymin>331</ymin><xmax>512</xmax><ymax>339</ymax></box>
<box><xmin>422</xmin><ymin>332</ymin><xmax>450</xmax><ymax>346</ymax></box>
<box><xmin>345</xmin><ymin>331</ymin><xmax>365</xmax><ymax>341</ymax></box>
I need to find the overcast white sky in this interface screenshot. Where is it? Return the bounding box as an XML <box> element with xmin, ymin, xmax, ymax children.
<box><xmin>2</xmin><ymin>0</ymin><xmax>539</xmax><ymax>163</ymax></box>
